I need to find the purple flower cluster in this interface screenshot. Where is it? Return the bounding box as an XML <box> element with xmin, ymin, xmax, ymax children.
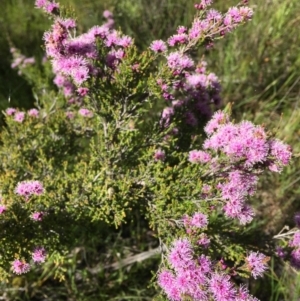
<box><xmin>15</xmin><ymin>180</ymin><xmax>44</xmax><ymax>199</ymax></box>
<box><xmin>158</xmin><ymin>238</ymin><xmax>260</xmax><ymax>301</ymax></box>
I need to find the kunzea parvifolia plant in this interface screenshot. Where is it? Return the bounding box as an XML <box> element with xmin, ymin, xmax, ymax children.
<box><xmin>0</xmin><ymin>0</ymin><xmax>294</xmax><ymax>299</ymax></box>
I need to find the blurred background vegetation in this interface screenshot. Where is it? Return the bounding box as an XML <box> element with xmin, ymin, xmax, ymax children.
<box><xmin>1</xmin><ymin>0</ymin><xmax>300</xmax><ymax>300</ymax></box>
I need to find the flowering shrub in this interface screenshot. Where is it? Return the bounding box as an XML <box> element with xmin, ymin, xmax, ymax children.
<box><xmin>0</xmin><ymin>0</ymin><xmax>294</xmax><ymax>299</ymax></box>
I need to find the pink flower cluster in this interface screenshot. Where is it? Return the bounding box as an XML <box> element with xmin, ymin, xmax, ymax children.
<box><xmin>152</xmin><ymin>3</ymin><xmax>252</xmax><ymax>54</ymax></box>
<box><xmin>203</xmin><ymin>111</ymin><xmax>292</xmax><ymax>169</ymax></box>
<box><xmin>12</xmin><ymin>247</ymin><xmax>47</xmax><ymax>274</ymax></box>
<box><xmin>151</xmin><ymin>2</ymin><xmax>252</xmax><ymax>137</ymax></box>
<box><xmin>183</xmin><ymin>212</ymin><xmax>208</xmax><ymax>231</ymax></box>
<box><xmin>37</xmin><ymin>2</ymin><xmax>133</xmax><ymax>106</ymax></box>
<box><xmin>35</xmin><ymin>0</ymin><xmax>59</xmax><ymax>14</ymax></box>
<box><xmin>218</xmin><ymin>170</ymin><xmax>257</xmax><ymax>225</ymax></box>
<box><xmin>158</xmin><ymin>60</ymin><xmax>222</xmax><ymax>132</ymax></box>
<box><xmin>10</xmin><ymin>47</ymin><xmax>35</xmax><ymax>73</ymax></box>
<box><xmin>187</xmin><ymin>111</ymin><xmax>292</xmax><ymax>224</ymax></box>
<box><xmin>158</xmin><ymin>238</ymin><xmax>260</xmax><ymax>301</ymax></box>
<box><xmin>188</xmin><ymin>150</ymin><xmax>211</xmax><ymax>163</ymax></box>
<box><xmin>15</xmin><ymin>180</ymin><xmax>44</xmax><ymax>199</ymax></box>
<box><xmin>193</xmin><ymin>2</ymin><xmax>253</xmax><ymax>33</ymax></box>
<box><xmin>245</xmin><ymin>252</ymin><xmax>269</xmax><ymax>279</ymax></box>
<box><xmin>5</xmin><ymin>108</ymin><xmax>39</xmax><ymax>123</ymax></box>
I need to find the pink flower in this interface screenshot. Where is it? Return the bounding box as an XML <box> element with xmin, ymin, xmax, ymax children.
<box><xmin>290</xmin><ymin>232</ymin><xmax>300</xmax><ymax>248</ymax></box>
<box><xmin>198</xmin><ymin>235</ymin><xmax>210</xmax><ymax>248</ymax></box>
<box><xmin>0</xmin><ymin>205</ymin><xmax>6</xmax><ymax>214</ymax></box>
<box><xmin>118</xmin><ymin>36</ymin><xmax>133</xmax><ymax>48</ymax></box>
<box><xmin>168</xmin><ymin>239</ymin><xmax>194</xmax><ymax>271</ymax></box>
<box><xmin>160</xmin><ymin>107</ymin><xmax>174</xmax><ymax>127</ymax></box>
<box><xmin>209</xmin><ymin>273</ymin><xmax>236</xmax><ymax>301</ymax></box>
<box><xmin>154</xmin><ymin>149</ymin><xmax>165</xmax><ymax>161</ymax></box>
<box><xmin>14</xmin><ymin>112</ymin><xmax>25</xmax><ymax>123</ymax></box>
<box><xmin>103</xmin><ymin>10</ymin><xmax>113</xmax><ymax>19</ymax></box>
<box><xmin>204</xmin><ymin>111</ymin><xmax>229</xmax><ymax>134</ymax></box>
<box><xmin>35</xmin><ymin>0</ymin><xmax>47</xmax><ymax>8</ymax></box>
<box><xmin>28</xmin><ymin>109</ymin><xmax>39</xmax><ymax>117</ymax></box>
<box><xmin>31</xmin><ymin>211</ymin><xmax>45</xmax><ymax>221</ymax></box>
<box><xmin>168</xmin><ymin>34</ymin><xmax>188</xmax><ymax>46</ymax></box>
<box><xmin>194</xmin><ymin>0</ymin><xmax>213</xmax><ymax>10</ymax></box>
<box><xmin>78</xmin><ymin>108</ymin><xmax>93</xmax><ymax>118</ymax></box>
<box><xmin>186</xmin><ymin>74</ymin><xmax>208</xmax><ymax>88</ymax></box>
<box><xmin>190</xmin><ymin>212</ymin><xmax>208</xmax><ymax>228</ymax></box>
<box><xmin>150</xmin><ymin>40</ymin><xmax>167</xmax><ymax>53</ymax></box>
<box><xmin>32</xmin><ymin>247</ymin><xmax>47</xmax><ymax>263</ymax></box>
<box><xmin>12</xmin><ymin>260</ymin><xmax>30</xmax><ymax>274</ymax></box>
<box><xmin>246</xmin><ymin>252</ymin><xmax>269</xmax><ymax>279</ymax></box>
<box><xmin>77</xmin><ymin>87</ymin><xmax>89</xmax><ymax>96</ymax></box>
<box><xmin>45</xmin><ymin>2</ymin><xmax>59</xmax><ymax>14</ymax></box>
<box><xmin>15</xmin><ymin>180</ymin><xmax>44</xmax><ymax>199</ymax></box>
<box><xmin>206</xmin><ymin>9</ymin><xmax>222</xmax><ymax>22</ymax></box>
<box><xmin>23</xmin><ymin>57</ymin><xmax>35</xmax><ymax>65</ymax></box>
<box><xmin>269</xmin><ymin>139</ymin><xmax>292</xmax><ymax>166</ymax></box>
<box><xmin>188</xmin><ymin>150</ymin><xmax>211</xmax><ymax>163</ymax></box>
<box><xmin>6</xmin><ymin>108</ymin><xmax>16</xmax><ymax>116</ymax></box>
<box><xmin>236</xmin><ymin>285</ymin><xmax>258</xmax><ymax>301</ymax></box>
<box><xmin>290</xmin><ymin>248</ymin><xmax>300</xmax><ymax>270</ymax></box>
<box><xmin>177</xmin><ymin>26</ymin><xmax>187</xmax><ymax>34</ymax></box>
<box><xmin>59</xmin><ymin>18</ymin><xmax>76</xmax><ymax>29</ymax></box>
<box><xmin>72</xmin><ymin>66</ymin><xmax>90</xmax><ymax>85</ymax></box>
<box><xmin>202</xmin><ymin>184</ymin><xmax>211</xmax><ymax>194</ymax></box>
